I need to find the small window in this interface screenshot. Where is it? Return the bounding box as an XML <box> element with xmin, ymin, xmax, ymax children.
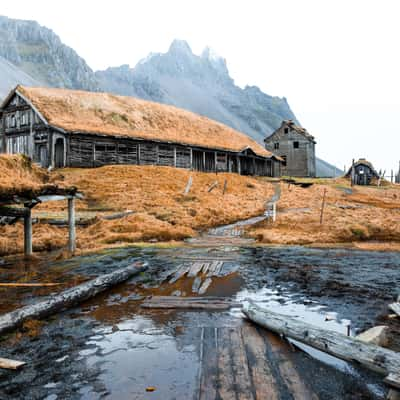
<box><xmin>284</xmin><ymin>127</ymin><xmax>289</xmax><ymax>134</ymax></box>
<box><xmin>274</xmin><ymin>142</ymin><xmax>279</xmax><ymax>150</ymax></box>
<box><xmin>281</xmin><ymin>155</ymin><xmax>287</xmax><ymax>166</ymax></box>
<box><xmin>293</xmin><ymin>141</ymin><xmax>299</xmax><ymax>149</ymax></box>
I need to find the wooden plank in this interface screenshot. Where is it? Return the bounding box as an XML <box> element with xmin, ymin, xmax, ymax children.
<box><xmin>188</xmin><ymin>262</ymin><xmax>203</xmax><ymax>278</ymax></box>
<box><xmin>208</xmin><ymin>181</ymin><xmax>219</xmax><ymax>193</ymax></box>
<box><xmin>0</xmin><ymin>357</ymin><xmax>26</xmax><ymax>370</ymax></box>
<box><xmin>199</xmin><ymin>327</ymin><xmax>218</xmax><ymax>400</ymax></box>
<box><xmin>217</xmin><ymin>327</ymin><xmax>237</xmax><ymax>400</ymax></box>
<box><xmin>241</xmin><ymin>324</ymin><xmax>279</xmax><ymax>400</ymax></box>
<box><xmin>192</xmin><ymin>276</ymin><xmax>202</xmax><ymax>293</ymax></box>
<box><xmin>229</xmin><ymin>328</ymin><xmax>255</xmax><ymax>400</ymax></box>
<box><xmin>267</xmin><ymin>332</ymin><xmax>318</xmax><ymax>400</ymax></box>
<box><xmin>198</xmin><ymin>278</ymin><xmax>212</xmax><ymax>295</ymax></box>
<box><xmin>168</xmin><ymin>265</ymin><xmax>189</xmax><ymax>284</ymax></box>
<box><xmin>243</xmin><ymin>302</ymin><xmax>400</xmax><ymax>379</ymax></box>
<box><xmin>141</xmin><ymin>302</ymin><xmax>231</xmax><ymax>310</ymax></box>
<box><xmin>385</xmin><ymin>374</ymin><xmax>400</xmax><ymax>390</ymax></box>
<box><xmin>389</xmin><ymin>303</ymin><xmax>400</xmax><ymax>317</ymax></box>
<box><xmin>201</xmin><ymin>262</ymin><xmax>211</xmax><ymax>274</ymax></box>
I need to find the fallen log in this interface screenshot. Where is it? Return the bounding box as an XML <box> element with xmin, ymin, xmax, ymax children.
<box><xmin>141</xmin><ymin>296</ymin><xmax>241</xmax><ymax>310</ymax></box>
<box><xmin>0</xmin><ymin>264</ymin><xmax>146</xmax><ymax>336</ymax></box>
<box><xmin>243</xmin><ymin>302</ymin><xmax>400</xmax><ymax>388</ymax></box>
<box><xmin>0</xmin><ymin>357</ymin><xmax>26</xmax><ymax>370</ymax></box>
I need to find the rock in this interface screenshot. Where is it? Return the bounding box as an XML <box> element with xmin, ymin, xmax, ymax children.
<box><xmin>356</xmin><ymin>325</ymin><xmax>389</xmax><ymax>347</ymax></box>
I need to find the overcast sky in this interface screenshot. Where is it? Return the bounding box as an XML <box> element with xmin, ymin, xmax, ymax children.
<box><xmin>2</xmin><ymin>0</ymin><xmax>399</xmax><ymax>175</ymax></box>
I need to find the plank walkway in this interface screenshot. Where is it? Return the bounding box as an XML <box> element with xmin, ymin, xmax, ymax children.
<box><xmin>198</xmin><ymin>324</ymin><xmax>318</xmax><ymax>400</ymax></box>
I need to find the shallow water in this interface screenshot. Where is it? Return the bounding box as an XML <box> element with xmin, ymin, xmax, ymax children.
<box><xmin>0</xmin><ymin>244</ymin><xmax>399</xmax><ymax>399</ymax></box>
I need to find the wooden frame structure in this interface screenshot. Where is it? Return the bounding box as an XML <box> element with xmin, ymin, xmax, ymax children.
<box><xmin>0</xmin><ymin>187</ymin><xmax>82</xmax><ymax>256</ymax></box>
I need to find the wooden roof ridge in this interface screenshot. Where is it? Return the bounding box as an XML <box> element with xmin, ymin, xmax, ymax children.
<box><xmin>9</xmin><ymin>85</ymin><xmax>277</xmax><ymax>160</ymax></box>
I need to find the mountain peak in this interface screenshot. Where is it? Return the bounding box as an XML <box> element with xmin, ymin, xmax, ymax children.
<box><xmin>201</xmin><ymin>46</ymin><xmax>228</xmax><ymax>74</ymax></box>
<box><xmin>168</xmin><ymin>39</ymin><xmax>193</xmax><ymax>55</ymax></box>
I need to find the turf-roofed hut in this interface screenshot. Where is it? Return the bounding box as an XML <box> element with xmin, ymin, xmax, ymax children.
<box><xmin>0</xmin><ymin>86</ymin><xmax>282</xmax><ymax>176</ymax></box>
<box><xmin>345</xmin><ymin>158</ymin><xmax>380</xmax><ymax>185</ymax></box>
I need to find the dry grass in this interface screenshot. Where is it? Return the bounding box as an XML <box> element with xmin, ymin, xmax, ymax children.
<box><xmin>248</xmin><ymin>178</ymin><xmax>400</xmax><ymax>250</ymax></box>
<box><xmin>18</xmin><ymin>85</ymin><xmax>272</xmax><ymax>157</ymax></box>
<box><xmin>0</xmin><ymin>154</ymin><xmax>49</xmax><ymax>199</ymax></box>
<box><xmin>0</xmin><ymin>164</ymin><xmax>274</xmax><ymax>256</ymax></box>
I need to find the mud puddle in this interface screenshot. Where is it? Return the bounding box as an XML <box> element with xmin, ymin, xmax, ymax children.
<box><xmin>0</xmin><ymin>245</ymin><xmax>399</xmax><ymax>399</ymax></box>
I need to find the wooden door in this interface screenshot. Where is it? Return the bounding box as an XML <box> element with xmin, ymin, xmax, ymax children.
<box><xmin>54</xmin><ymin>138</ymin><xmax>65</xmax><ymax>168</ymax></box>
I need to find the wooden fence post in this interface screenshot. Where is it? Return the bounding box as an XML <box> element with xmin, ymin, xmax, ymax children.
<box><xmin>222</xmin><ymin>179</ymin><xmax>227</xmax><ymax>195</ymax></box>
<box><xmin>320</xmin><ymin>188</ymin><xmax>327</xmax><ymax>225</ymax></box>
<box><xmin>23</xmin><ymin>208</ymin><xmax>32</xmax><ymax>256</ymax></box>
<box><xmin>68</xmin><ymin>197</ymin><xmax>76</xmax><ymax>253</ymax></box>
<box><xmin>184</xmin><ymin>176</ymin><xmax>193</xmax><ymax>195</ymax></box>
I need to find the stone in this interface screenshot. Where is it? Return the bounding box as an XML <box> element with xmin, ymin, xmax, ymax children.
<box><xmin>356</xmin><ymin>325</ymin><xmax>389</xmax><ymax>347</ymax></box>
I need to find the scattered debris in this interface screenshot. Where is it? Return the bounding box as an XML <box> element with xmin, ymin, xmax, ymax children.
<box><xmin>0</xmin><ymin>357</ymin><xmax>26</xmax><ymax>370</ymax></box>
<box><xmin>141</xmin><ymin>296</ymin><xmax>241</xmax><ymax>310</ymax></box>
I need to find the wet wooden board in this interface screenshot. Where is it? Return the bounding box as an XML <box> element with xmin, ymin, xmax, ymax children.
<box><xmin>169</xmin><ymin>265</ymin><xmax>189</xmax><ymax>284</ymax></box>
<box><xmin>192</xmin><ymin>276</ymin><xmax>202</xmax><ymax>293</ymax></box>
<box><xmin>0</xmin><ymin>357</ymin><xmax>26</xmax><ymax>370</ymax></box>
<box><xmin>197</xmin><ymin>326</ymin><xmax>314</xmax><ymax>400</ymax></box>
<box><xmin>188</xmin><ymin>262</ymin><xmax>205</xmax><ymax>278</ymax></box>
<box><xmin>198</xmin><ymin>278</ymin><xmax>212</xmax><ymax>295</ymax></box>
<box><xmin>141</xmin><ymin>296</ymin><xmax>241</xmax><ymax>310</ymax></box>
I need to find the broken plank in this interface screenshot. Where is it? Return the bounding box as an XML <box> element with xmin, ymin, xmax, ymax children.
<box><xmin>188</xmin><ymin>262</ymin><xmax>204</xmax><ymax>278</ymax></box>
<box><xmin>243</xmin><ymin>302</ymin><xmax>400</xmax><ymax>381</ymax></box>
<box><xmin>192</xmin><ymin>277</ymin><xmax>202</xmax><ymax>293</ymax></box>
<box><xmin>169</xmin><ymin>265</ymin><xmax>189</xmax><ymax>284</ymax></box>
<box><xmin>0</xmin><ymin>357</ymin><xmax>26</xmax><ymax>370</ymax></box>
<box><xmin>241</xmin><ymin>324</ymin><xmax>279</xmax><ymax>400</ymax></box>
<box><xmin>198</xmin><ymin>278</ymin><xmax>212</xmax><ymax>295</ymax></box>
<box><xmin>141</xmin><ymin>302</ymin><xmax>231</xmax><ymax>310</ymax></box>
<box><xmin>213</xmin><ymin>261</ymin><xmax>224</xmax><ymax>276</ymax></box>
<box><xmin>199</xmin><ymin>327</ymin><xmax>218</xmax><ymax>400</ymax></box>
<box><xmin>389</xmin><ymin>303</ymin><xmax>400</xmax><ymax>317</ymax></box>
<box><xmin>201</xmin><ymin>262</ymin><xmax>211</xmax><ymax>275</ymax></box>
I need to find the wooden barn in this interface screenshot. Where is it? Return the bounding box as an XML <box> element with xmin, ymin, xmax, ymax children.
<box><xmin>0</xmin><ymin>86</ymin><xmax>282</xmax><ymax>176</ymax></box>
<box><xmin>345</xmin><ymin>158</ymin><xmax>379</xmax><ymax>185</ymax></box>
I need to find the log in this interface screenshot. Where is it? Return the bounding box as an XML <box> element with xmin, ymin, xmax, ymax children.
<box><xmin>243</xmin><ymin>302</ymin><xmax>400</xmax><ymax>387</ymax></box>
<box><xmin>0</xmin><ymin>264</ymin><xmax>146</xmax><ymax>335</ymax></box>
<box><xmin>0</xmin><ymin>357</ymin><xmax>26</xmax><ymax>370</ymax></box>
<box><xmin>389</xmin><ymin>303</ymin><xmax>400</xmax><ymax>317</ymax></box>
<box><xmin>141</xmin><ymin>296</ymin><xmax>240</xmax><ymax>310</ymax></box>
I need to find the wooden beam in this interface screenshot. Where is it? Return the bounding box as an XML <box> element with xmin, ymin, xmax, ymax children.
<box><xmin>389</xmin><ymin>303</ymin><xmax>400</xmax><ymax>317</ymax></box>
<box><xmin>0</xmin><ymin>283</ymin><xmax>61</xmax><ymax>287</ymax></box>
<box><xmin>67</xmin><ymin>197</ymin><xmax>76</xmax><ymax>253</ymax></box>
<box><xmin>243</xmin><ymin>302</ymin><xmax>400</xmax><ymax>386</ymax></box>
<box><xmin>24</xmin><ymin>208</ymin><xmax>32</xmax><ymax>256</ymax></box>
<box><xmin>0</xmin><ymin>206</ymin><xmax>29</xmax><ymax>218</ymax></box>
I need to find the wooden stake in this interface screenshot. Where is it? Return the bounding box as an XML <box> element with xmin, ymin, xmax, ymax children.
<box><xmin>24</xmin><ymin>208</ymin><xmax>32</xmax><ymax>256</ymax></box>
<box><xmin>222</xmin><ymin>179</ymin><xmax>227</xmax><ymax>195</ymax></box>
<box><xmin>320</xmin><ymin>188</ymin><xmax>327</xmax><ymax>225</ymax></box>
<box><xmin>184</xmin><ymin>176</ymin><xmax>193</xmax><ymax>195</ymax></box>
<box><xmin>208</xmin><ymin>181</ymin><xmax>219</xmax><ymax>192</ymax></box>
<box><xmin>68</xmin><ymin>197</ymin><xmax>76</xmax><ymax>253</ymax></box>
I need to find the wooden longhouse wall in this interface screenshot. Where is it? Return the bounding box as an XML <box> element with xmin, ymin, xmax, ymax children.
<box><xmin>1</xmin><ymin>88</ymin><xmax>282</xmax><ymax>177</ymax></box>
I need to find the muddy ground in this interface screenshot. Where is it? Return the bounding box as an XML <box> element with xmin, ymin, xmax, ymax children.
<box><xmin>0</xmin><ymin>242</ymin><xmax>399</xmax><ymax>399</ymax></box>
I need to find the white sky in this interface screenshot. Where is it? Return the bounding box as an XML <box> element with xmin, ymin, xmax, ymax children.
<box><xmin>2</xmin><ymin>0</ymin><xmax>399</xmax><ymax>175</ymax></box>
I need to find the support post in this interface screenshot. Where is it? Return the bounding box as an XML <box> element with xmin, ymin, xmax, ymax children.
<box><xmin>237</xmin><ymin>156</ymin><xmax>241</xmax><ymax>175</ymax></box>
<box><xmin>24</xmin><ymin>208</ymin><xmax>32</xmax><ymax>256</ymax></box>
<box><xmin>272</xmin><ymin>202</ymin><xmax>277</xmax><ymax>222</ymax></box>
<box><xmin>190</xmin><ymin>148</ymin><xmax>193</xmax><ymax>170</ymax></box>
<box><xmin>68</xmin><ymin>197</ymin><xmax>76</xmax><ymax>253</ymax></box>
<box><xmin>351</xmin><ymin>159</ymin><xmax>355</xmax><ymax>186</ymax></box>
<box><xmin>173</xmin><ymin>146</ymin><xmax>177</xmax><ymax>167</ymax></box>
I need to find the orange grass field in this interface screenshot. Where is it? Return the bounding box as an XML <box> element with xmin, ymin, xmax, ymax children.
<box><xmin>0</xmin><ymin>155</ymin><xmax>399</xmax><ymax>256</ymax></box>
<box><xmin>248</xmin><ymin>178</ymin><xmax>400</xmax><ymax>251</ymax></box>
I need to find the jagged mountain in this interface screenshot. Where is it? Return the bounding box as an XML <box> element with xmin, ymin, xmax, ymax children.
<box><xmin>0</xmin><ymin>55</ymin><xmax>39</xmax><ymax>99</ymax></box>
<box><xmin>0</xmin><ymin>15</ymin><xmax>98</xmax><ymax>91</ymax></box>
<box><xmin>0</xmin><ymin>16</ymin><xmax>339</xmax><ymax>175</ymax></box>
<box><xmin>96</xmin><ymin>39</ymin><xmax>297</xmax><ymax>144</ymax></box>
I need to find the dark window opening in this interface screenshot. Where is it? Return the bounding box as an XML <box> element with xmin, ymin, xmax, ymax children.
<box><xmin>282</xmin><ymin>155</ymin><xmax>287</xmax><ymax>166</ymax></box>
<box><xmin>293</xmin><ymin>141</ymin><xmax>299</xmax><ymax>149</ymax></box>
<box><xmin>284</xmin><ymin>127</ymin><xmax>289</xmax><ymax>134</ymax></box>
<box><xmin>274</xmin><ymin>142</ymin><xmax>279</xmax><ymax>150</ymax></box>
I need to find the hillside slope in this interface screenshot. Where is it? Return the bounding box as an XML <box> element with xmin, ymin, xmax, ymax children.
<box><xmin>0</xmin><ymin>55</ymin><xmax>39</xmax><ymax>99</ymax></box>
<box><xmin>0</xmin><ymin>15</ymin><xmax>98</xmax><ymax>91</ymax></box>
